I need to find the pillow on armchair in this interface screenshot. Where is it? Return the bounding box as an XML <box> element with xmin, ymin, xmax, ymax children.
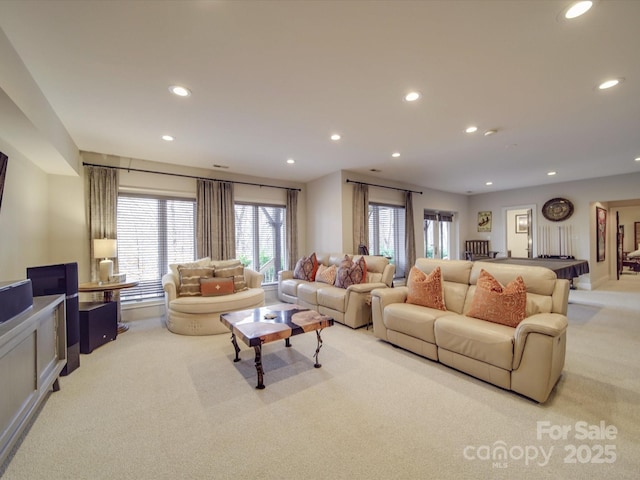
<box><xmin>178</xmin><ymin>266</ymin><xmax>214</xmax><ymax>296</ymax></box>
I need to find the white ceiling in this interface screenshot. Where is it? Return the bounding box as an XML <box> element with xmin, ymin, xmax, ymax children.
<box><xmin>0</xmin><ymin>0</ymin><xmax>639</xmax><ymax>194</ymax></box>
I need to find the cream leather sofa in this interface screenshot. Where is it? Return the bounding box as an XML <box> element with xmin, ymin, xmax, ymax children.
<box><xmin>278</xmin><ymin>254</ymin><xmax>395</xmax><ymax>329</ymax></box>
<box><xmin>162</xmin><ymin>258</ymin><xmax>264</xmax><ymax>335</ymax></box>
<box><xmin>371</xmin><ymin>258</ymin><xmax>569</xmax><ymax>403</ymax></box>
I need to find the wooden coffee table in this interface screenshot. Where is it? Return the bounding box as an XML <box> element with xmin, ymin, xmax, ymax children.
<box><xmin>220</xmin><ymin>304</ymin><xmax>334</xmax><ymax>389</ymax></box>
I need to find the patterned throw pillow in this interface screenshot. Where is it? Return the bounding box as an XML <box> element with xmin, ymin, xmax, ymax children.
<box><xmin>467</xmin><ymin>269</ymin><xmax>527</xmax><ymax>327</ymax></box>
<box><xmin>200</xmin><ymin>277</ymin><xmax>235</xmax><ymax>296</ymax></box>
<box><xmin>316</xmin><ymin>264</ymin><xmax>337</xmax><ymax>285</ymax></box>
<box><xmin>214</xmin><ymin>260</ymin><xmax>248</xmax><ymax>292</ymax></box>
<box><xmin>178</xmin><ymin>266</ymin><xmax>214</xmax><ymax>296</ymax></box>
<box><xmin>335</xmin><ymin>255</ymin><xmax>367</xmax><ymax>288</ymax></box>
<box><xmin>406</xmin><ymin>266</ymin><xmax>446</xmax><ymax>311</ymax></box>
<box><xmin>293</xmin><ymin>253</ymin><xmax>318</xmax><ymax>281</ymax></box>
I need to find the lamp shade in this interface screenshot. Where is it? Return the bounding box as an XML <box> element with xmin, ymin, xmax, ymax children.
<box><xmin>94</xmin><ymin>238</ymin><xmax>117</xmax><ymax>259</ymax></box>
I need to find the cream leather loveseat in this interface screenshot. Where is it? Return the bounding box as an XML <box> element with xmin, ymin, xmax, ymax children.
<box><xmin>278</xmin><ymin>254</ymin><xmax>395</xmax><ymax>329</ymax></box>
<box><xmin>371</xmin><ymin>258</ymin><xmax>569</xmax><ymax>403</ymax></box>
<box><xmin>162</xmin><ymin>258</ymin><xmax>264</xmax><ymax>335</ymax></box>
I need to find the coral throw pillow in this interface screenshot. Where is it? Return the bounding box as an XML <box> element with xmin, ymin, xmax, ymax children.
<box><xmin>406</xmin><ymin>266</ymin><xmax>446</xmax><ymax>311</ymax></box>
<box><xmin>467</xmin><ymin>269</ymin><xmax>527</xmax><ymax>327</ymax></box>
<box><xmin>200</xmin><ymin>277</ymin><xmax>234</xmax><ymax>296</ymax></box>
<box><xmin>293</xmin><ymin>253</ymin><xmax>318</xmax><ymax>281</ymax></box>
<box><xmin>316</xmin><ymin>264</ymin><xmax>337</xmax><ymax>285</ymax></box>
<box><xmin>335</xmin><ymin>255</ymin><xmax>367</xmax><ymax>288</ymax></box>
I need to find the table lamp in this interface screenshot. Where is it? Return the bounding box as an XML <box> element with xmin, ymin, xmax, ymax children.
<box><xmin>94</xmin><ymin>238</ymin><xmax>117</xmax><ymax>284</ymax></box>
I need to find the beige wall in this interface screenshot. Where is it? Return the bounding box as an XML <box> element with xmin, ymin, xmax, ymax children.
<box><xmin>468</xmin><ymin>172</ymin><xmax>640</xmax><ymax>289</ymax></box>
<box><xmin>0</xmin><ymin>140</ymin><xmax>50</xmax><ymax>281</ymax></box>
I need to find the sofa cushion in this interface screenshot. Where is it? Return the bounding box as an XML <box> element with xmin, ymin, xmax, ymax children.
<box><xmin>178</xmin><ymin>266</ymin><xmax>214</xmax><ymax>296</ymax></box>
<box><xmin>316</xmin><ymin>286</ymin><xmax>347</xmax><ymax>312</ymax></box>
<box><xmin>200</xmin><ymin>277</ymin><xmax>234</xmax><ymax>296</ymax></box>
<box><xmin>434</xmin><ymin>315</ymin><xmax>514</xmax><ymax>371</ymax></box>
<box><xmin>316</xmin><ymin>264</ymin><xmax>337</xmax><ymax>285</ymax></box>
<box><xmin>294</xmin><ymin>253</ymin><xmax>318</xmax><ymax>281</ymax></box>
<box><xmin>406</xmin><ymin>266</ymin><xmax>446</xmax><ymax>311</ymax></box>
<box><xmin>170</xmin><ymin>288</ymin><xmax>264</xmax><ymax>314</ymax></box>
<box><xmin>170</xmin><ymin>257</ymin><xmax>211</xmax><ymax>279</ymax></box>
<box><xmin>383</xmin><ymin>303</ymin><xmax>446</xmax><ymax>344</ymax></box>
<box><xmin>467</xmin><ymin>269</ymin><xmax>527</xmax><ymax>327</ymax></box>
<box><xmin>214</xmin><ymin>260</ymin><xmax>248</xmax><ymax>292</ymax></box>
<box><xmin>280</xmin><ymin>278</ymin><xmax>306</xmax><ymax>297</ymax></box>
<box><xmin>297</xmin><ymin>282</ymin><xmax>323</xmax><ymax>305</ymax></box>
<box><xmin>335</xmin><ymin>255</ymin><xmax>367</xmax><ymax>288</ymax></box>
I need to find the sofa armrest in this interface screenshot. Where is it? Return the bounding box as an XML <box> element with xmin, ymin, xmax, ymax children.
<box><xmin>371</xmin><ymin>286</ymin><xmax>408</xmax><ymax>308</ymax></box>
<box><xmin>370</xmin><ymin>287</ymin><xmax>408</xmax><ymax>338</ymax></box>
<box><xmin>278</xmin><ymin>270</ymin><xmax>294</xmax><ymax>282</ymax></box>
<box><xmin>513</xmin><ymin>313</ymin><xmax>568</xmax><ymax>369</ymax></box>
<box><xmin>346</xmin><ymin>282</ymin><xmax>388</xmax><ymax>294</ymax></box>
<box><xmin>162</xmin><ymin>273</ymin><xmax>178</xmax><ymax>303</ymax></box>
<box><xmin>244</xmin><ymin>268</ymin><xmax>264</xmax><ymax>289</ymax></box>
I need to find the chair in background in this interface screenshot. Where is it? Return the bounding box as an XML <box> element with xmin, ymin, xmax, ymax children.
<box><xmin>464</xmin><ymin>240</ymin><xmax>498</xmax><ymax>261</ymax></box>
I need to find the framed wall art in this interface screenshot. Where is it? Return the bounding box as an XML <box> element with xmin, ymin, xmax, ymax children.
<box><xmin>596</xmin><ymin>206</ymin><xmax>607</xmax><ymax>262</ymax></box>
<box><xmin>477</xmin><ymin>211</ymin><xmax>492</xmax><ymax>232</ymax></box>
<box><xmin>515</xmin><ymin>214</ymin><xmax>528</xmax><ymax>234</ymax></box>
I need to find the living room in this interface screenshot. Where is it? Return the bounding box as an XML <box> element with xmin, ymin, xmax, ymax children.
<box><xmin>1</xmin><ymin>1</ymin><xmax>640</xmax><ymax>478</ymax></box>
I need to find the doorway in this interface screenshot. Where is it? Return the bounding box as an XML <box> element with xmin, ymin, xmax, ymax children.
<box><xmin>505</xmin><ymin>206</ymin><xmax>534</xmax><ymax>258</ymax></box>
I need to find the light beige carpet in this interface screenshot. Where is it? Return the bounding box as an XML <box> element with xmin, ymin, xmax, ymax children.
<box><xmin>2</xmin><ymin>282</ymin><xmax>639</xmax><ymax>479</ymax></box>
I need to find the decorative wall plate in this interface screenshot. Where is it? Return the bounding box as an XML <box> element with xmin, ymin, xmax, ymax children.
<box><xmin>542</xmin><ymin>197</ymin><xmax>574</xmax><ymax>222</ymax></box>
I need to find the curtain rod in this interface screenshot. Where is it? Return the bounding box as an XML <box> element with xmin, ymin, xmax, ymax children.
<box><xmin>82</xmin><ymin>162</ymin><xmax>302</xmax><ymax>192</ymax></box>
<box><xmin>346</xmin><ymin>179</ymin><xmax>422</xmax><ymax>195</ymax></box>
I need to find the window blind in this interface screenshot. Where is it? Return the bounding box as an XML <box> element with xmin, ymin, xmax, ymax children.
<box><xmin>369</xmin><ymin>203</ymin><xmax>406</xmax><ymax>277</ymax></box>
<box><xmin>117</xmin><ymin>194</ymin><xmax>195</xmax><ymax>301</ymax></box>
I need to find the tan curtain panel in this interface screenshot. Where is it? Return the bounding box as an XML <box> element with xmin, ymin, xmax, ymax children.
<box><xmin>87</xmin><ymin>166</ymin><xmax>119</xmax><ymax>281</ymax></box>
<box><xmin>196</xmin><ymin>179</ymin><xmax>215</xmax><ymax>259</ymax></box>
<box><xmin>286</xmin><ymin>189</ymin><xmax>299</xmax><ymax>269</ymax></box>
<box><xmin>405</xmin><ymin>191</ymin><xmax>416</xmax><ymax>273</ymax></box>
<box><xmin>197</xmin><ymin>179</ymin><xmax>236</xmax><ymax>260</ymax></box>
<box><xmin>352</xmin><ymin>183</ymin><xmax>369</xmax><ymax>254</ymax></box>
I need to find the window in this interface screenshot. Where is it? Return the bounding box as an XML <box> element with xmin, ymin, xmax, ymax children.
<box><xmin>424</xmin><ymin>210</ymin><xmax>454</xmax><ymax>259</ymax></box>
<box><xmin>235</xmin><ymin>203</ymin><xmax>286</xmax><ymax>284</ymax></box>
<box><xmin>368</xmin><ymin>203</ymin><xmax>406</xmax><ymax>278</ymax></box>
<box><xmin>117</xmin><ymin>194</ymin><xmax>195</xmax><ymax>301</ymax></box>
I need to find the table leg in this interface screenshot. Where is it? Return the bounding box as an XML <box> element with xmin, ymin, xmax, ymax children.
<box><xmin>254</xmin><ymin>344</ymin><xmax>265</xmax><ymax>389</ymax></box>
<box><xmin>285</xmin><ymin>337</ymin><xmax>291</xmax><ymax>347</ymax></box>
<box><xmin>231</xmin><ymin>333</ymin><xmax>241</xmax><ymax>362</ymax></box>
<box><xmin>313</xmin><ymin>329</ymin><xmax>324</xmax><ymax>368</ymax></box>
<box><xmin>103</xmin><ymin>291</ymin><xmax>129</xmax><ymax>333</ymax></box>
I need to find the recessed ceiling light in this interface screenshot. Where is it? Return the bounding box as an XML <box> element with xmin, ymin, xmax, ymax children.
<box><xmin>635</xmin><ymin>157</ymin><xmax>640</xmax><ymax>162</ymax></box>
<box><xmin>485</xmin><ymin>181</ymin><xmax>493</xmax><ymax>186</ymax></box>
<box><xmin>404</xmin><ymin>91</ymin><xmax>421</xmax><ymax>102</ymax></box>
<box><xmin>598</xmin><ymin>78</ymin><xmax>623</xmax><ymax>90</ymax></box>
<box><xmin>162</xmin><ymin>135</ymin><xmax>174</xmax><ymax>141</ymax></box>
<box><xmin>465</xmin><ymin>126</ymin><xmax>478</xmax><ymax>133</ymax></box>
<box><xmin>547</xmin><ymin>171</ymin><xmax>557</xmax><ymax>176</ymax></box>
<box><xmin>564</xmin><ymin>1</ymin><xmax>593</xmax><ymax>19</ymax></box>
<box><xmin>484</xmin><ymin>129</ymin><xmax>497</xmax><ymax>136</ymax></box>
<box><xmin>392</xmin><ymin>152</ymin><xmax>401</xmax><ymax>158</ymax></box>
<box><xmin>330</xmin><ymin>134</ymin><xmax>341</xmax><ymax>141</ymax></box>
<box><xmin>169</xmin><ymin>85</ymin><xmax>191</xmax><ymax>97</ymax></box>
<box><xmin>287</xmin><ymin>158</ymin><xmax>295</xmax><ymax>164</ymax></box>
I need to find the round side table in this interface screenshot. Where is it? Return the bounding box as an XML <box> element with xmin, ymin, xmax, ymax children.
<box><xmin>79</xmin><ymin>280</ymin><xmax>139</xmax><ymax>333</ymax></box>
